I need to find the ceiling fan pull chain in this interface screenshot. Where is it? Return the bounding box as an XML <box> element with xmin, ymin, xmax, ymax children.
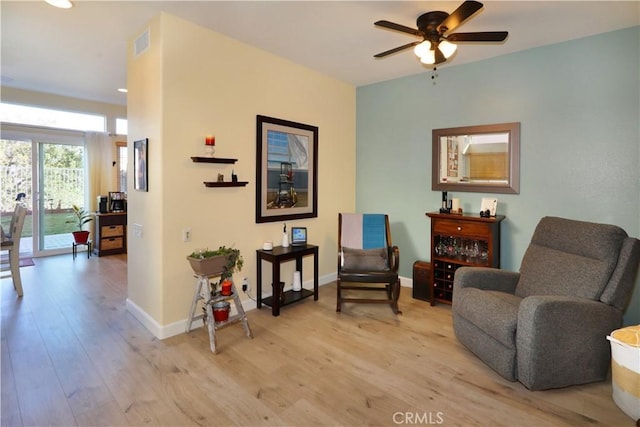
<box><xmin>431</xmin><ymin>67</ymin><xmax>438</xmax><ymax>84</ymax></box>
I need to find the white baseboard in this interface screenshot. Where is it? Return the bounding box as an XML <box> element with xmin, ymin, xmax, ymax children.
<box><xmin>125</xmin><ymin>298</ymin><xmax>165</xmax><ymax>338</ymax></box>
<box><xmin>126</xmin><ymin>272</ymin><xmax>338</xmax><ymax>339</ymax></box>
<box><xmin>400</xmin><ymin>275</ymin><xmax>412</xmax><ymax>287</ymax></box>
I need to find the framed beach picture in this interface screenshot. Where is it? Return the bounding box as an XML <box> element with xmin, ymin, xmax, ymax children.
<box><xmin>255</xmin><ymin>115</ymin><xmax>318</xmax><ymax>223</ymax></box>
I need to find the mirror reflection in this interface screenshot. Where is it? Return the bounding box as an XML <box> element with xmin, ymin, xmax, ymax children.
<box><xmin>432</xmin><ymin>123</ymin><xmax>520</xmax><ymax>194</ymax></box>
<box><xmin>439</xmin><ymin>132</ymin><xmax>509</xmax><ymax>184</ymax></box>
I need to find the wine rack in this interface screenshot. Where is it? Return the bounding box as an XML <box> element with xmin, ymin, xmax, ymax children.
<box><xmin>426</xmin><ymin>212</ymin><xmax>505</xmax><ymax>306</ymax></box>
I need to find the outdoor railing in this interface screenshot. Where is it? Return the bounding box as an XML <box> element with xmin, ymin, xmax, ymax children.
<box><xmin>0</xmin><ymin>166</ymin><xmax>84</xmax><ymax>212</ymax></box>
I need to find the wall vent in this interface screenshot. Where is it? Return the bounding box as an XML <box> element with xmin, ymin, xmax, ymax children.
<box><xmin>134</xmin><ymin>29</ymin><xmax>150</xmax><ymax>57</ymax></box>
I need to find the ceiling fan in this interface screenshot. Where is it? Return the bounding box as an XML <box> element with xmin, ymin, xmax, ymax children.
<box><xmin>374</xmin><ymin>0</ymin><xmax>508</xmax><ymax>65</ymax></box>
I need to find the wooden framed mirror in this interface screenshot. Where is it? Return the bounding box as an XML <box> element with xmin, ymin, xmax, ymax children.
<box><xmin>432</xmin><ymin>122</ymin><xmax>520</xmax><ymax>194</ymax></box>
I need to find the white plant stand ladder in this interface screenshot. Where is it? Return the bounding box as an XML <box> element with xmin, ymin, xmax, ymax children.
<box><xmin>186</xmin><ymin>274</ymin><xmax>253</xmax><ymax>354</ymax></box>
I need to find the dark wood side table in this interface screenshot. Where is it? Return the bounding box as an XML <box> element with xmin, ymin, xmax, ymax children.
<box><xmin>256</xmin><ymin>244</ymin><xmax>319</xmax><ymax>316</ymax></box>
<box><xmin>94</xmin><ymin>212</ymin><xmax>127</xmax><ymax>256</ymax></box>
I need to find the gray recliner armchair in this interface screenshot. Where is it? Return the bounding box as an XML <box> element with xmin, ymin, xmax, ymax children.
<box><xmin>452</xmin><ymin>216</ymin><xmax>640</xmax><ymax>390</ymax></box>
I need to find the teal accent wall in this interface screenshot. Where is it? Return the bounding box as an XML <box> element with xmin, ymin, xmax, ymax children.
<box><xmin>356</xmin><ymin>27</ymin><xmax>640</xmax><ymax>324</ymax></box>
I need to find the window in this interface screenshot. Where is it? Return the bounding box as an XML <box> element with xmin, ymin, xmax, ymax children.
<box><xmin>115</xmin><ymin>118</ymin><xmax>128</xmax><ymax>135</ymax></box>
<box><xmin>0</xmin><ymin>102</ymin><xmax>105</xmax><ymax>132</ymax></box>
<box><xmin>116</xmin><ymin>141</ymin><xmax>128</xmax><ymax>193</ymax></box>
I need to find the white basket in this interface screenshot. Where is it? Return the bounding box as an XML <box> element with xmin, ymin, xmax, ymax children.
<box><xmin>607</xmin><ymin>325</ymin><xmax>640</xmax><ymax>421</ymax></box>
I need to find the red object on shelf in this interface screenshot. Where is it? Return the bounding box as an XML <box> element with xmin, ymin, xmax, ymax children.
<box><xmin>205</xmin><ymin>135</ymin><xmax>215</xmax><ymax>146</ymax></box>
<box><xmin>221</xmin><ymin>280</ymin><xmax>232</xmax><ymax>296</ymax></box>
<box><xmin>212</xmin><ymin>301</ymin><xmax>230</xmax><ymax>322</ymax></box>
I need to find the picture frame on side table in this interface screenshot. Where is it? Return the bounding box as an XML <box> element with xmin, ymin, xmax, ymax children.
<box><xmin>256</xmin><ymin>115</ymin><xmax>318</xmax><ymax>223</ymax></box>
<box><xmin>481</xmin><ymin>197</ymin><xmax>498</xmax><ymax>216</ymax></box>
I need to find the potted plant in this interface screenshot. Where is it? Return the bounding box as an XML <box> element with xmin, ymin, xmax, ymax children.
<box><xmin>187</xmin><ymin>245</ymin><xmax>243</xmax><ymax>279</ymax></box>
<box><xmin>67</xmin><ymin>204</ymin><xmax>93</xmax><ymax>244</ymax></box>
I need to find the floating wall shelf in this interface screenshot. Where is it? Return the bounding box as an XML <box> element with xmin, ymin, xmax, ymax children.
<box><xmin>203</xmin><ymin>181</ymin><xmax>248</xmax><ymax>188</ymax></box>
<box><xmin>192</xmin><ymin>156</ymin><xmax>246</xmax><ymax>187</ymax></box>
<box><xmin>191</xmin><ymin>156</ymin><xmax>237</xmax><ymax>164</ymax></box>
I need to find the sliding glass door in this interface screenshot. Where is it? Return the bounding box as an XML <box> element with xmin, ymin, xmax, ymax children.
<box><xmin>0</xmin><ymin>139</ymin><xmax>33</xmax><ymax>254</ymax></box>
<box><xmin>37</xmin><ymin>141</ymin><xmax>85</xmax><ymax>254</ymax></box>
<box><xmin>1</xmin><ymin>129</ymin><xmax>86</xmax><ymax>256</ymax></box>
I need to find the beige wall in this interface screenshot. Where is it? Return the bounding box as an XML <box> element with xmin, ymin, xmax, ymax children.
<box><xmin>126</xmin><ymin>14</ymin><xmax>165</xmax><ymax>324</ymax></box>
<box><xmin>127</xmin><ymin>13</ymin><xmax>356</xmax><ymax>337</ymax></box>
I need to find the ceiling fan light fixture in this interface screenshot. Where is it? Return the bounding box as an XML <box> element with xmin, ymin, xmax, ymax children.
<box><xmin>374</xmin><ymin>1</ymin><xmax>508</xmax><ymax>66</ymax></box>
<box><xmin>413</xmin><ymin>41</ymin><xmax>431</xmax><ymax>58</ymax></box>
<box><xmin>439</xmin><ymin>40</ymin><xmax>457</xmax><ymax>58</ymax></box>
<box><xmin>45</xmin><ymin>0</ymin><xmax>73</xmax><ymax>8</ymax></box>
<box><xmin>419</xmin><ymin>50</ymin><xmax>436</xmax><ymax>65</ymax></box>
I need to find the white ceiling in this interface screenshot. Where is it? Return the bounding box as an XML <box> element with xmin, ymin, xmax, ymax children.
<box><xmin>1</xmin><ymin>1</ymin><xmax>638</xmax><ymax>106</ymax></box>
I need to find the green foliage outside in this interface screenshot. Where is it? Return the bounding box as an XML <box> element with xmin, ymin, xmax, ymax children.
<box><xmin>1</xmin><ymin>139</ymin><xmax>84</xmax><ymax>213</ymax></box>
<box><xmin>1</xmin><ymin>139</ymin><xmax>87</xmax><ymax>238</ymax></box>
<box><xmin>0</xmin><ymin>211</ymin><xmax>79</xmax><ymax>238</ymax></box>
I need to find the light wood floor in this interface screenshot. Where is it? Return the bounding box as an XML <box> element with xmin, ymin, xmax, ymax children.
<box><xmin>1</xmin><ymin>254</ymin><xmax>634</xmax><ymax>426</ymax></box>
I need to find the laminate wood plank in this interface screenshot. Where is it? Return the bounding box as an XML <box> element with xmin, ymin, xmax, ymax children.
<box><xmin>278</xmin><ymin>398</ymin><xmax>341</xmax><ymax>426</ymax></box>
<box><xmin>4</xmin><ymin>311</ymin><xmax>77</xmax><ymax>426</ymax></box>
<box><xmin>1</xmin><ymin>322</ymin><xmax>22</xmax><ymax>427</ymax></box>
<box><xmin>102</xmin><ymin>320</ymin><xmax>240</xmax><ymax>425</ymax></box>
<box><xmin>72</xmin><ymin>400</ymin><xmax>129</xmax><ymax>427</ymax></box>
<box><xmin>30</xmin><ymin>300</ymin><xmax>117</xmax><ymax>417</ymax></box>
<box><xmin>287</xmin><ymin>313</ymin><xmax>452</xmax><ymax>424</ymax></box>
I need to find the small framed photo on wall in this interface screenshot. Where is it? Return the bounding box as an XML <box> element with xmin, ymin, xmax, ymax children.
<box><xmin>134</xmin><ymin>138</ymin><xmax>148</xmax><ymax>192</ymax></box>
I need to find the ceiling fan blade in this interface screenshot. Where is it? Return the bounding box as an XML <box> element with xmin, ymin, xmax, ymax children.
<box><xmin>374</xmin><ymin>41</ymin><xmax>420</xmax><ymax>58</ymax></box>
<box><xmin>374</xmin><ymin>20</ymin><xmax>421</xmax><ymax>37</ymax></box>
<box><xmin>437</xmin><ymin>0</ymin><xmax>483</xmax><ymax>34</ymax></box>
<box><xmin>447</xmin><ymin>31</ymin><xmax>508</xmax><ymax>42</ymax></box>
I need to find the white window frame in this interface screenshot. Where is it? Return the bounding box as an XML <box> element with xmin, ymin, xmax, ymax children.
<box><xmin>0</xmin><ymin>102</ymin><xmax>105</xmax><ymax>132</ymax></box>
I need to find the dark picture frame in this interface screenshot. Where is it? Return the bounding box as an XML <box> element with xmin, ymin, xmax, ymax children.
<box><xmin>134</xmin><ymin>138</ymin><xmax>148</xmax><ymax>192</ymax></box>
<box><xmin>256</xmin><ymin>115</ymin><xmax>318</xmax><ymax>223</ymax></box>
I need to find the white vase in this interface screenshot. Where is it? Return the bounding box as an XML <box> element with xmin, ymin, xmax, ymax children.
<box><xmin>293</xmin><ymin>271</ymin><xmax>302</xmax><ymax>291</ymax></box>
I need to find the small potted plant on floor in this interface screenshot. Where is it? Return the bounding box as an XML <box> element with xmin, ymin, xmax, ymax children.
<box><xmin>188</xmin><ymin>246</ymin><xmax>243</xmax><ymax>324</ymax></box>
<box><xmin>67</xmin><ymin>204</ymin><xmax>93</xmax><ymax>244</ymax></box>
<box><xmin>187</xmin><ymin>245</ymin><xmax>243</xmax><ymax>279</ymax></box>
